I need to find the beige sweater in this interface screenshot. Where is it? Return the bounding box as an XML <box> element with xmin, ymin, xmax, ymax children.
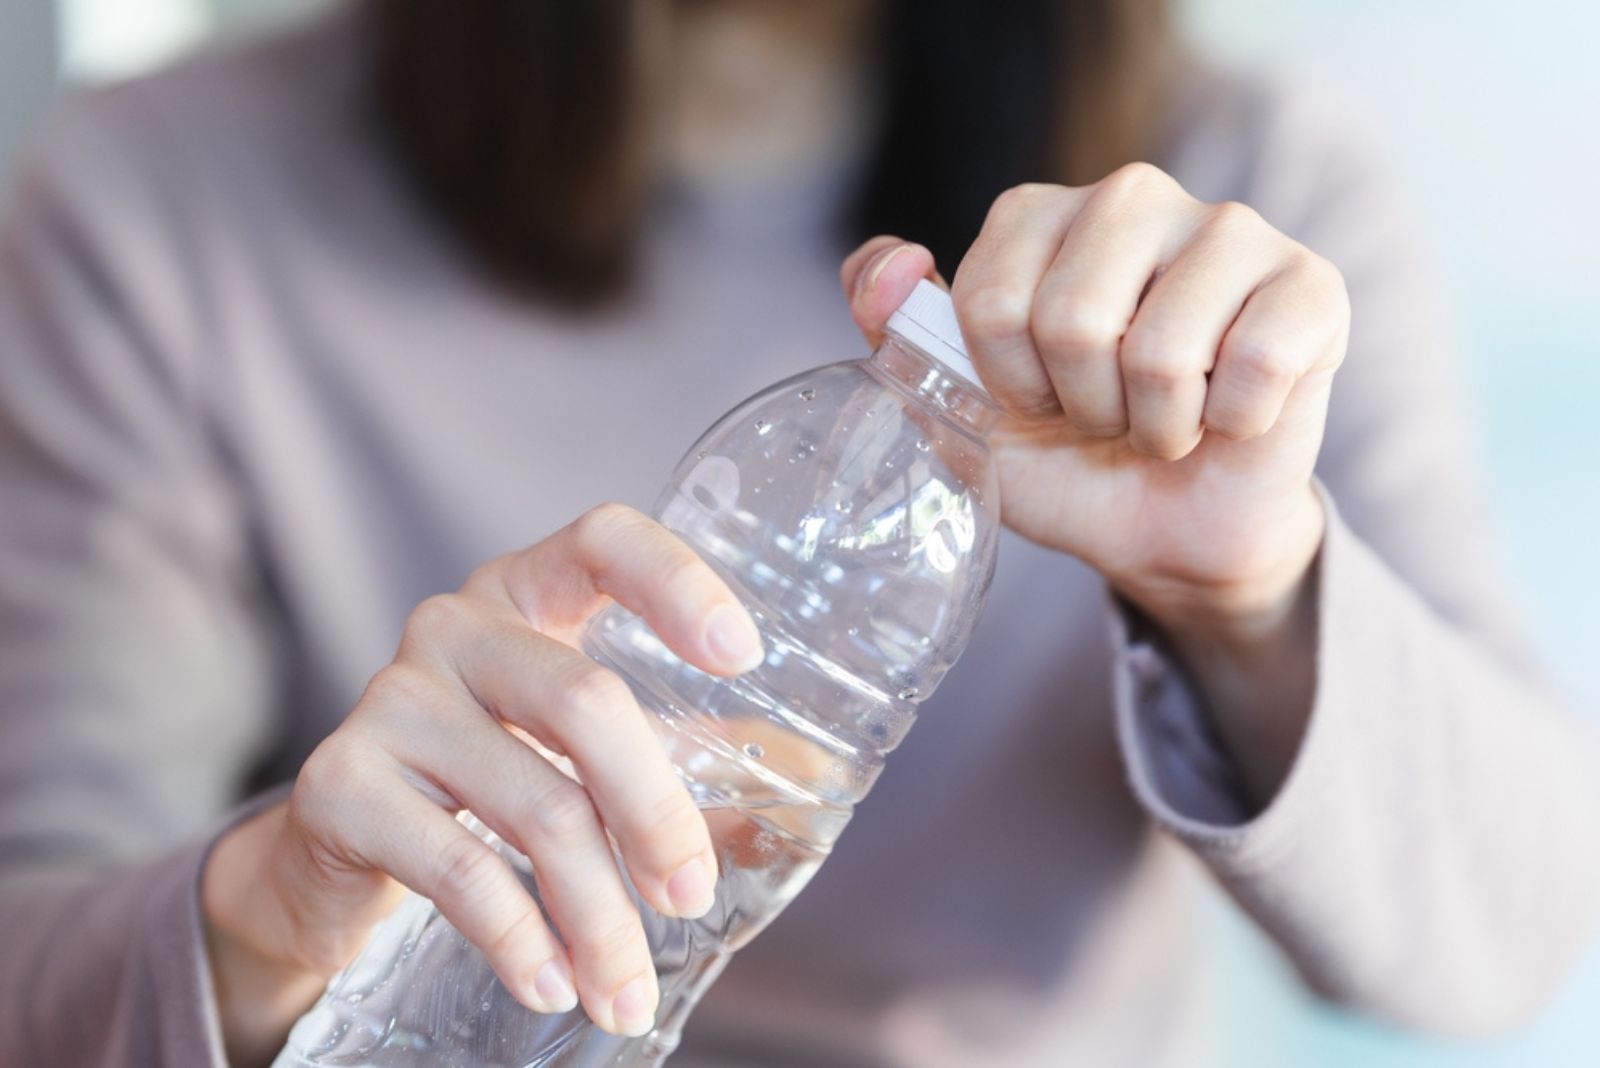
<box><xmin>1</xmin><ymin>10</ymin><xmax>1596</xmax><ymax>1067</ymax></box>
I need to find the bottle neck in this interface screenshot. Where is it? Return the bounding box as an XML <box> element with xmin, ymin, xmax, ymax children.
<box><xmin>869</xmin><ymin>334</ymin><xmax>1001</xmax><ymax>437</ymax></box>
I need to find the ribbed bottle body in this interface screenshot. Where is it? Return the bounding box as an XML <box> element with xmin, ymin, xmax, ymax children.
<box><xmin>275</xmin><ymin>341</ymin><xmax>999</xmax><ymax>1068</ymax></box>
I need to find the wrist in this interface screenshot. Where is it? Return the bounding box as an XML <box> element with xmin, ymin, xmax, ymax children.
<box><xmin>204</xmin><ymin>803</ymin><xmax>298</xmax><ymax>969</ymax></box>
<box><xmin>1116</xmin><ymin>485</ymin><xmax>1325</xmax><ymax>653</ymax></box>
<box><xmin>1115</xmin><ymin>487</ymin><xmax>1325</xmax><ymax>805</ymax></box>
<box><xmin>203</xmin><ymin>803</ymin><xmax>330</xmax><ymax>1066</ymax></box>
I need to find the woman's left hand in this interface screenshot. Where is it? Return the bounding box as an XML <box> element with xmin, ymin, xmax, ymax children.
<box><xmin>843</xmin><ymin>163</ymin><xmax>1350</xmax><ymax>635</ymax></box>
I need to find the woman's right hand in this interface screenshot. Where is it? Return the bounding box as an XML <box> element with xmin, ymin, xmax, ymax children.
<box><xmin>201</xmin><ymin>504</ymin><xmax>766</xmax><ymax>1063</ymax></box>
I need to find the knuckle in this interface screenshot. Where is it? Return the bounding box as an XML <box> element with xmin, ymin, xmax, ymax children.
<box><xmin>462</xmin><ymin>554</ymin><xmax>513</xmax><ymax>596</ymax></box>
<box><xmin>1202</xmin><ymin>200</ymin><xmax>1263</xmax><ymax>237</ymax></box>
<box><xmin>1301</xmin><ymin>250</ymin><xmax>1350</xmax><ymax>305</ymax></box>
<box><xmin>572</xmin><ymin>501</ymin><xmax>643</xmax><ymax>551</ymax></box>
<box><xmin>1101</xmin><ymin>161</ymin><xmax>1175</xmax><ymax>199</ymax></box>
<box><xmin>296</xmin><ymin>735</ymin><xmax>367</xmax><ymax>806</ymax></box>
<box><xmin>404</xmin><ymin>593</ymin><xmax>473</xmax><ymax>646</ymax></box>
<box><xmin>991</xmin><ymin>182</ymin><xmax>1060</xmax><ymax>217</ymax></box>
<box><xmin>1031</xmin><ymin>298</ymin><xmax>1123</xmax><ymax>357</ymax></box>
<box><xmin>1124</xmin><ymin>362</ymin><xmax>1185</xmax><ymax>391</ymax></box>
<box><xmin>485</xmin><ymin>905</ymin><xmax>547</xmax><ymax>969</ymax></box>
<box><xmin>654</xmin><ymin>547</ymin><xmax>712</xmax><ymax>603</ymax></box>
<box><xmin>581</xmin><ymin>912</ymin><xmax>649</xmax><ymax>964</ymax></box>
<box><xmin>955</xmin><ymin>284</ymin><xmax>1032</xmax><ymax>343</ymax></box>
<box><xmin>361</xmin><ymin>662</ymin><xmax>434</xmax><ymax>710</ymax></box>
<box><xmin>354</xmin><ymin>666</ymin><xmax>445</xmax><ymax>741</ymax></box>
<box><xmin>530</xmin><ymin>781</ymin><xmax>602</xmax><ymax>844</ymax></box>
<box><xmin>635</xmin><ymin>790</ymin><xmax>705</xmax><ymax>857</ymax></box>
<box><xmin>1120</xmin><ymin>338</ymin><xmax>1188</xmax><ymax>388</ymax></box>
<box><xmin>556</xmin><ymin>662</ymin><xmax>636</xmax><ymax>726</ymax></box>
<box><xmin>1224</xmin><ymin>335</ymin><xmax>1292</xmax><ymax>387</ymax></box>
<box><xmin>436</xmin><ymin>834</ymin><xmax>504</xmax><ymax>905</ymax></box>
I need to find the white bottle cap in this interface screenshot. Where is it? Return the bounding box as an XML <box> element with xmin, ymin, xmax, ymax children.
<box><xmin>883</xmin><ymin>279</ymin><xmax>987</xmax><ymax>395</ymax></box>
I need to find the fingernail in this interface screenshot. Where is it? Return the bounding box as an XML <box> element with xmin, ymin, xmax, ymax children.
<box><xmin>705</xmin><ymin>603</ymin><xmax>764</xmax><ymax>673</ymax></box>
<box><xmin>612</xmin><ymin>975</ymin><xmax>658</xmax><ymax>1037</ymax></box>
<box><xmin>666</xmin><ymin>857</ymin><xmax>715</xmax><ymax>918</ymax></box>
<box><xmin>861</xmin><ymin>243</ymin><xmax>911</xmax><ymax>296</ymax></box>
<box><xmin>534</xmin><ymin>959</ymin><xmax>578</xmax><ymax>1013</ymax></box>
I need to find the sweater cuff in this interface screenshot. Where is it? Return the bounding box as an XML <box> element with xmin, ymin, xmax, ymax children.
<box><xmin>167</xmin><ymin>784</ymin><xmax>294</xmax><ymax>1066</ymax></box>
<box><xmin>1</xmin><ymin>786</ymin><xmax>291</xmax><ymax>1066</ymax></box>
<box><xmin>102</xmin><ymin>780</ymin><xmax>294</xmax><ymax>1061</ymax></box>
<box><xmin>144</xmin><ymin>833</ymin><xmax>230</xmax><ymax>1066</ymax></box>
<box><xmin>1110</xmin><ymin>482</ymin><xmax>1352</xmax><ymax>865</ymax></box>
<box><xmin>183</xmin><ymin>780</ymin><xmax>296</xmax><ymax>1061</ymax></box>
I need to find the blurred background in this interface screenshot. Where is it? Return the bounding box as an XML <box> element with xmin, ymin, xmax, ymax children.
<box><xmin>0</xmin><ymin>0</ymin><xmax>1594</xmax><ymax>1064</ymax></box>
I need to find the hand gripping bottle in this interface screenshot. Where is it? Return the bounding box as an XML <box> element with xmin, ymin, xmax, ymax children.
<box><xmin>275</xmin><ymin>281</ymin><xmax>1003</xmax><ymax>1067</ymax></box>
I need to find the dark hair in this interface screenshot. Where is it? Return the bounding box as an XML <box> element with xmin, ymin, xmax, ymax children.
<box><xmin>371</xmin><ymin>0</ymin><xmax>1173</xmax><ymax>306</ymax></box>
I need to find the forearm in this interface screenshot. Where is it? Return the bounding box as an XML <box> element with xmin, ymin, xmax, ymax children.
<box><xmin>1112</xmin><ymin>499</ymin><xmax>1600</xmax><ymax>1032</ymax></box>
<box><xmin>0</xmin><ymin>846</ymin><xmax>227</xmax><ymax>1067</ymax></box>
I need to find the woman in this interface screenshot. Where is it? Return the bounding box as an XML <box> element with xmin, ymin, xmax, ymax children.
<box><xmin>0</xmin><ymin>1</ymin><xmax>1595</xmax><ymax>1065</ymax></box>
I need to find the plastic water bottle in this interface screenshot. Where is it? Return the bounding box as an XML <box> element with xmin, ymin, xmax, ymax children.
<box><xmin>274</xmin><ymin>281</ymin><xmax>1003</xmax><ymax>1067</ymax></box>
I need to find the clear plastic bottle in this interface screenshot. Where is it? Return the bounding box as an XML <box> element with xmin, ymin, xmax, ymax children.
<box><xmin>274</xmin><ymin>281</ymin><xmax>1003</xmax><ymax>1067</ymax></box>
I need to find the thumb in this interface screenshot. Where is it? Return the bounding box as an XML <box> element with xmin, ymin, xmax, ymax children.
<box><xmin>839</xmin><ymin>237</ymin><xmax>942</xmax><ymax>346</ymax></box>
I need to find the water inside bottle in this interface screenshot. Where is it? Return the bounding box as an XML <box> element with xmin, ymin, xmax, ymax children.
<box><xmin>275</xmin><ymin>340</ymin><xmax>1001</xmax><ymax>1068</ymax></box>
<box><xmin>275</xmin><ymin>615</ymin><xmax>857</xmax><ymax>1068</ymax></box>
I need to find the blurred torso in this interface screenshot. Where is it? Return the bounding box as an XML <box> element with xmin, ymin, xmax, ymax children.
<box><xmin>80</xmin><ymin>10</ymin><xmax>1270</xmax><ymax>1064</ymax></box>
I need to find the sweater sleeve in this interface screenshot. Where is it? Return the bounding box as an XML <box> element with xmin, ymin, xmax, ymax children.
<box><xmin>1113</xmin><ymin>81</ymin><xmax>1600</xmax><ymax>1034</ymax></box>
<box><xmin>0</xmin><ymin>92</ymin><xmax>285</xmax><ymax>1066</ymax></box>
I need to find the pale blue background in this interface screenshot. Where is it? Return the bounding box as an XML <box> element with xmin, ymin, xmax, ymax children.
<box><xmin>1182</xmin><ymin>3</ymin><xmax>1600</xmax><ymax>1065</ymax></box>
<box><xmin>0</xmin><ymin>1</ymin><xmax>1595</xmax><ymax>1064</ymax></box>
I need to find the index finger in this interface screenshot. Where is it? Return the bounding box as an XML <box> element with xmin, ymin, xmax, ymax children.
<box><xmin>949</xmin><ymin>183</ymin><xmax>1091</xmax><ymax>418</ymax></box>
<box><xmin>473</xmin><ymin>503</ymin><xmax>765</xmax><ymax>678</ymax></box>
